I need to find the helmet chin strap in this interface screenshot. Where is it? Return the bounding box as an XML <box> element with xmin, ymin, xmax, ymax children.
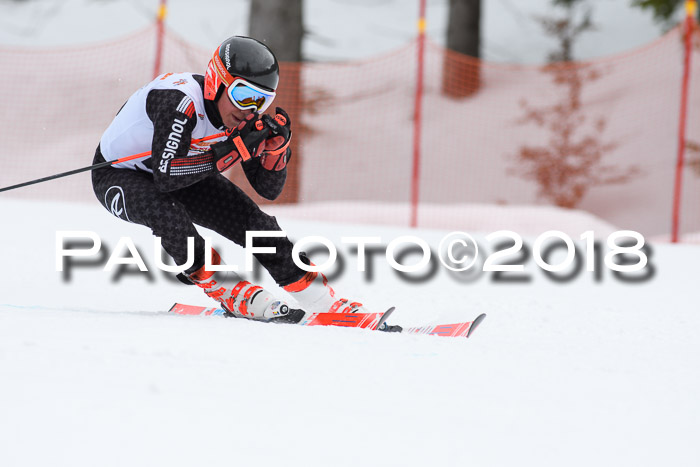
<box><xmin>200</xmin><ymin>82</ymin><xmax>227</xmax><ymax>130</ymax></box>
<box><xmin>214</xmin><ymin>84</ymin><xmax>226</xmax><ymax>102</ymax></box>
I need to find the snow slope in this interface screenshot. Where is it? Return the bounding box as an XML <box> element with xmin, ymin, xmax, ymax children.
<box><xmin>0</xmin><ymin>2</ymin><xmax>697</xmax><ymax>466</ymax></box>
<box><xmin>1</xmin><ymin>198</ymin><xmax>699</xmax><ymax>466</ymax></box>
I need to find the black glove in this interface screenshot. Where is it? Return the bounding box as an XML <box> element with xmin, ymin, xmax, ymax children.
<box><xmin>260</xmin><ymin>107</ymin><xmax>292</xmax><ymax>171</ymax></box>
<box><xmin>211</xmin><ymin>113</ymin><xmax>269</xmax><ymax>172</ymax></box>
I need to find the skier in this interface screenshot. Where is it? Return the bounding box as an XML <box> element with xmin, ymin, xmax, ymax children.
<box><xmin>92</xmin><ymin>36</ymin><xmax>368</xmax><ymax>323</ymax></box>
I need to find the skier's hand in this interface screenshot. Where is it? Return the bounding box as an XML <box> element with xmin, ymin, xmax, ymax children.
<box><xmin>262</xmin><ymin>107</ymin><xmax>292</xmax><ymax>152</ymax></box>
<box><xmin>260</xmin><ymin>107</ymin><xmax>292</xmax><ymax>171</ymax></box>
<box><xmin>211</xmin><ymin>113</ymin><xmax>269</xmax><ymax>172</ymax></box>
<box><xmin>260</xmin><ymin>147</ymin><xmax>292</xmax><ymax>172</ymax></box>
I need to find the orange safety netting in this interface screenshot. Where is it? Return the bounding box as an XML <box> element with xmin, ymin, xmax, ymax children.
<box><xmin>1</xmin><ymin>24</ymin><xmax>698</xmax><ymax>239</ymax></box>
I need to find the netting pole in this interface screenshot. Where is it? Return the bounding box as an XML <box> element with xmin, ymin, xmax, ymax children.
<box><xmin>671</xmin><ymin>1</ymin><xmax>697</xmax><ymax>242</ymax></box>
<box><xmin>153</xmin><ymin>0</ymin><xmax>168</xmax><ymax>79</ymax></box>
<box><xmin>410</xmin><ymin>0</ymin><xmax>427</xmax><ymax>228</ymax></box>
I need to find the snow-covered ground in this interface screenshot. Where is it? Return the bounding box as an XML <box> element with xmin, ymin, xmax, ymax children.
<box><xmin>1</xmin><ymin>198</ymin><xmax>699</xmax><ymax>466</ymax></box>
<box><xmin>1</xmin><ymin>2</ymin><xmax>698</xmax><ymax>466</ymax></box>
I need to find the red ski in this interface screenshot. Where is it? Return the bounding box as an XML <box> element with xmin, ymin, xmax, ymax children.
<box><xmin>169</xmin><ymin>302</ymin><xmax>391</xmax><ymax>331</ymax></box>
<box><xmin>169</xmin><ymin>303</ymin><xmax>485</xmax><ymax>338</ymax></box>
<box><xmin>170</xmin><ymin>303</ymin><xmax>228</xmax><ymax>317</ymax></box>
<box><xmin>403</xmin><ymin>313</ymin><xmax>486</xmax><ymax>338</ymax></box>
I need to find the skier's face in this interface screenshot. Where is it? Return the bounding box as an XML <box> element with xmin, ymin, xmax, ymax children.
<box><xmin>217</xmin><ymin>93</ymin><xmax>254</xmax><ymax>129</ymax></box>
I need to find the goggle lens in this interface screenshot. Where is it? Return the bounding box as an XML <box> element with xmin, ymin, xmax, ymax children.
<box><xmin>227</xmin><ymin>79</ymin><xmax>275</xmax><ymax>113</ymax></box>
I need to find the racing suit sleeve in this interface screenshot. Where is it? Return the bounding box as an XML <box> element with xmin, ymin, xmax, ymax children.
<box><xmin>241</xmin><ymin>156</ymin><xmax>287</xmax><ymax>201</ymax></box>
<box><xmin>145</xmin><ymin>89</ymin><xmax>216</xmax><ymax>192</ymax></box>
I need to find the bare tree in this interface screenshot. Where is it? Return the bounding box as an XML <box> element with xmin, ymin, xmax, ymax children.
<box><xmin>244</xmin><ymin>0</ymin><xmax>303</xmax><ymax>204</ymax></box>
<box><xmin>536</xmin><ymin>0</ymin><xmax>594</xmax><ymax>62</ymax></box>
<box><xmin>442</xmin><ymin>0</ymin><xmax>481</xmax><ymax>97</ymax></box>
<box><xmin>510</xmin><ymin>0</ymin><xmax>639</xmax><ymax>208</ymax></box>
<box><xmin>631</xmin><ymin>0</ymin><xmax>696</xmax><ymax>24</ymax></box>
<box><xmin>249</xmin><ymin>0</ymin><xmax>303</xmax><ymax>62</ymax></box>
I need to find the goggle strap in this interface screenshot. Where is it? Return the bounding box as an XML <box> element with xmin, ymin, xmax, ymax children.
<box><xmin>212</xmin><ymin>48</ymin><xmax>234</xmax><ymax>87</ymax></box>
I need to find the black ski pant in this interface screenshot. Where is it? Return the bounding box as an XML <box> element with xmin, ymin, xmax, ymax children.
<box><xmin>91</xmin><ymin>148</ymin><xmax>305</xmax><ymax>286</ymax></box>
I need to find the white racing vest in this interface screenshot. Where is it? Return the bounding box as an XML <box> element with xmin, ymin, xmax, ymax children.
<box><xmin>100</xmin><ymin>72</ymin><xmax>227</xmax><ymax>172</ymax></box>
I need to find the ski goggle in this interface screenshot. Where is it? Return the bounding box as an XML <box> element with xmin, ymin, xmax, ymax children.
<box><xmin>227</xmin><ymin>78</ymin><xmax>276</xmax><ymax>113</ymax></box>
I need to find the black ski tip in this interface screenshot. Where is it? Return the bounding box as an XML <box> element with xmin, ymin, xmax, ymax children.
<box><xmin>467</xmin><ymin>313</ymin><xmax>487</xmax><ymax>338</ymax></box>
<box><xmin>376</xmin><ymin>306</ymin><xmax>396</xmax><ymax>331</ymax></box>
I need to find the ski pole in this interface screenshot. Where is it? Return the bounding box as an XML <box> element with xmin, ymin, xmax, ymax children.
<box><xmin>0</xmin><ymin>150</ymin><xmax>151</xmax><ymax>193</ymax></box>
<box><xmin>0</xmin><ymin>131</ymin><xmax>227</xmax><ymax>194</ymax></box>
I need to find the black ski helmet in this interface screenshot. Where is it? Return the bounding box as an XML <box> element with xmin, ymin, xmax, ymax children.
<box><xmin>204</xmin><ymin>36</ymin><xmax>280</xmax><ymax>101</ymax></box>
